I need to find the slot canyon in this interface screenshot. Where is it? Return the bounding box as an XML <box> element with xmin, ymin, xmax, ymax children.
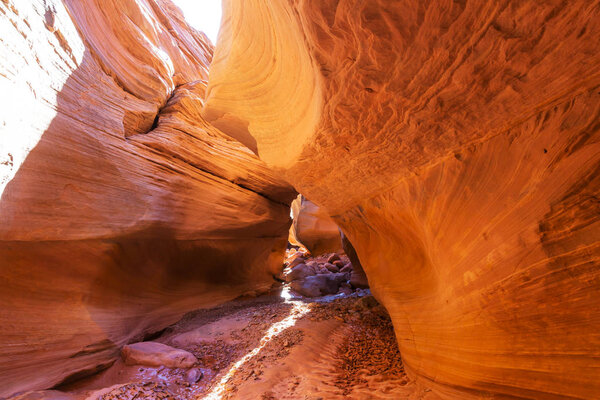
<box><xmin>0</xmin><ymin>0</ymin><xmax>599</xmax><ymax>399</ymax></box>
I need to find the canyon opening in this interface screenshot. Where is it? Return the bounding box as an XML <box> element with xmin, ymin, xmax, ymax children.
<box><xmin>1</xmin><ymin>1</ymin><xmax>599</xmax><ymax>400</ymax></box>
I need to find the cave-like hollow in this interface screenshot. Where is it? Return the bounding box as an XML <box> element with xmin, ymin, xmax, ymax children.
<box><xmin>1</xmin><ymin>1</ymin><xmax>599</xmax><ymax>399</ymax></box>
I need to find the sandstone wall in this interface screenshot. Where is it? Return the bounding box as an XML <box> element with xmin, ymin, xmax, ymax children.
<box><xmin>204</xmin><ymin>1</ymin><xmax>600</xmax><ymax>398</ymax></box>
<box><xmin>289</xmin><ymin>195</ymin><xmax>343</xmax><ymax>255</ymax></box>
<box><xmin>0</xmin><ymin>0</ymin><xmax>295</xmax><ymax>396</ymax></box>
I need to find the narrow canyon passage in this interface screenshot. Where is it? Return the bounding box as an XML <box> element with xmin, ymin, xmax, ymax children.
<box><xmin>56</xmin><ymin>264</ymin><xmax>434</xmax><ymax>400</ymax></box>
<box><xmin>1</xmin><ymin>0</ymin><xmax>599</xmax><ymax>399</ymax></box>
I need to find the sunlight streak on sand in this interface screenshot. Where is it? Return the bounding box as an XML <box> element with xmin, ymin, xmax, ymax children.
<box><xmin>201</xmin><ymin>300</ymin><xmax>310</xmax><ymax>400</ymax></box>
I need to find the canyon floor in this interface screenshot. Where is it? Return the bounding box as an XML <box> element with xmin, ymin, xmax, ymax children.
<box><xmin>56</xmin><ymin>286</ymin><xmax>439</xmax><ymax>400</ymax></box>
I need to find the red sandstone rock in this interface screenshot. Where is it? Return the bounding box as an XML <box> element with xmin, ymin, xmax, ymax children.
<box><xmin>327</xmin><ymin>254</ymin><xmax>341</xmax><ymax>264</ymax></box>
<box><xmin>0</xmin><ymin>0</ymin><xmax>295</xmax><ymax>396</ymax></box>
<box><xmin>289</xmin><ymin>273</ymin><xmax>349</xmax><ymax>297</ymax></box>
<box><xmin>324</xmin><ymin>262</ymin><xmax>339</xmax><ymax>273</ymax></box>
<box><xmin>204</xmin><ymin>1</ymin><xmax>600</xmax><ymax>398</ymax></box>
<box><xmin>121</xmin><ymin>342</ymin><xmax>196</xmax><ymax>368</ymax></box>
<box><xmin>289</xmin><ymin>195</ymin><xmax>343</xmax><ymax>255</ymax></box>
<box><xmin>284</xmin><ymin>263</ymin><xmax>315</xmax><ymax>282</ymax></box>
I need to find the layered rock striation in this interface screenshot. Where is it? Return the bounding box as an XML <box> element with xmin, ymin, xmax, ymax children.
<box><xmin>205</xmin><ymin>1</ymin><xmax>600</xmax><ymax>398</ymax></box>
<box><xmin>0</xmin><ymin>0</ymin><xmax>295</xmax><ymax>396</ymax></box>
<box><xmin>289</xmin><ymin>195</ymin><xmax>343</xmax><ymax>255</ymax></box>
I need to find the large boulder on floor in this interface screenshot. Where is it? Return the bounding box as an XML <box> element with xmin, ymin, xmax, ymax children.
<box><xmin>204</xmin><ymin>1</ymin><xmax>600</xmax><ymax>398</ymax></box>
<box><xmin>289</xmin><ymin>273</ymin><xmax>349</xmax><ymax>297</ymax></box>
<box><xmin>0</xmin><ymin>0</ymin><xmax>296</xmax><ymax>396</ymax></box>
<box><xmin>284</xmin><ymin>263</ymin><xmax>315</xmax><ymax>282</ymax></box>
<box><xmin>121</xmin><ymin>342</ymin><xmax>197</xmax><ymax>368</ymax></box>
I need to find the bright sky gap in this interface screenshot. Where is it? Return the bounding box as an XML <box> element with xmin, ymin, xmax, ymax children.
<box><xmin>172</xmin><ymin>0</ymin><xmax>222</xmax><ymax>44</ymax></box>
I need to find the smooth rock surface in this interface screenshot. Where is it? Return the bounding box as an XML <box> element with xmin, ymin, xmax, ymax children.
<box><xmin>290</xmin><ymin>273</ymin><xmax>349</xmax><ymax>297</ymax></box>
<box><xmin>341</xmin><ymin>232</ymin><xmax>369</xmax><ymax>289</ymax></box>
<box><xmin>288</xmin><ymin>195</ymin><xmax>343</xmax><ymax>255</ymax></box>
<box><xmin>121</xmin><ymin>342</ymin><xmax>196</xmax><ymax>368</ymax></box>
<box><xmin>185</xmin><ymin>368</ymin><xmax>203</xmax><ymax>384</ymax></box>
<box><xmin>284</xmin><ymin>263</ymin><xmax>315</xmax><ymax>282</ymax></box>
<box><xmin>205</xmin><ymin>1</ymin><xmax>600</xmax><ymax>398</ymax></box>
<box><xmin>0</xmin><ymin>0</ymin><xmax>295</xmax><ymax>396</ymax></box>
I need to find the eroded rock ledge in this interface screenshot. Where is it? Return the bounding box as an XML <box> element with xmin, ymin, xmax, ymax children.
<box><xmin>0</xmin><ymin>0</ymin><xmax>295</xmax><ymax>396</ymax></box>
<box><xmin>205</xmin><ymin>1</ymin><xmax>600</xmax><ymax>398</ymax></box>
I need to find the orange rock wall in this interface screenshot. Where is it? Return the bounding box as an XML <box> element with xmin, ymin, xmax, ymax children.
<box><xmin>205</xmin><ymin>1</ymin><xmax>600</xmax><ymax>398</ymax></box>
<box><xmin>289</xmin><ymin>196</ymin><xmax>343</xmax><ymax>255</ymax></box>
<box><xmin>0</xmin><ymin>0</ymin><xmax>295</xmax><ymax>396</ymax></box>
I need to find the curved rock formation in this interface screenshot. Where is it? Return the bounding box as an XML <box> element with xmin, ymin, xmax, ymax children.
<box><xmin>205</xmin><ymin>1</ymin><xmax>600</xmax><ymax>398</ymax></box>
<box><xmin>0</xmin><ymin>0</ymin><xmax>295</xmax><ymax>396</ymax></box>
<box><xmin>289</xmin><ymin>195</ymin><xmax>343</xmax><ymax>255</ymax></box>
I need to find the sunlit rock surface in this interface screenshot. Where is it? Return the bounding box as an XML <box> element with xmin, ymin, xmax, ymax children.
<box><xmin>0</xmin><ymin>0</ymin><xmax>295</xmax><ymax>396</ymax></box>
<box><xmin>205</xmin><ymin>1</ymin><xmax>600</xmax><ymax>398</ymax></box>
<box><xmin>289</xmin><ymin>195</ymin><xmax>343</xmax><ymax>255</ymax></box>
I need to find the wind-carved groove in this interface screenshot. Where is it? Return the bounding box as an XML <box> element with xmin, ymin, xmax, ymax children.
<box><xmin>123</xmin><ymin>87</ymin><xmax>178</xmax><ymax>138</ymax></box>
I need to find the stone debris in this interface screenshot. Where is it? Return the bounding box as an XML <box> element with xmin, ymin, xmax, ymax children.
<box><xmin>283</xmin><ymin>251</ymin><xmax>369</xmax><ymax>297</ymax></box>
<box><xmin>44</xmin><ymin>289</ymin><xmax>433</xmax><ymax>400</ymax></box>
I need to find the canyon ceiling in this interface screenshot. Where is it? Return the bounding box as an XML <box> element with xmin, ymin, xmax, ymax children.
<box><xmin>1</xmin><ymin>0</ymin><xmax>599</xmax><ymax>399</ymax></box>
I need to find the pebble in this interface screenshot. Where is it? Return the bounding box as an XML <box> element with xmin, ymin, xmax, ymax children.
<box><xmin>185</xmin><ymin>368</ymin><xmax>203</xmax><ymax>384</ymax></box>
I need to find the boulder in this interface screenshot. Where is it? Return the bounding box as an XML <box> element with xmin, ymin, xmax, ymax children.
<box><xmin>317</xmin><ymin>266</ymin><xmax>331</xmax><ymax>275</ymax></box>
<box><xmin>289</xmin><ymin>273</ymin><xmax>349</xmax><ymax>297</ymax></box>
<box><xmin>284</xmin><ymin>263</ymin><xmax>315</xmax><ymax>282</ymax></box>
<box><xmin>324</xmin><ymin>262</ymin><xmax>339</xmax><ymax>273</ymax></box>
<box><xmin>121</xmin><ymin>342</ymin><xmax>197</xmax><ymax>368</ymax></box>
<box><xmin>327</xmin><ymin>254</ymin><xmax>341</xmax><ymax>264</ymax></box>
<box><xmin>287</xmin><ymin>256</ymin><xmax>306</xmax><ymax>268</ymax></box>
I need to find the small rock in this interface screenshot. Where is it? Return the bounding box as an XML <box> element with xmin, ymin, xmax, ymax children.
<box><xmin>185</xmin><ymin>368</ymin><xmax>203</xmax><ymax>384</ymax></box>
<box><xmin>121</xmin><ymin>341</ymin><xmax>197</xmax><ymax>368</ymax></box>
<box><xmin>332</xmin><ymin>260</ymin><xmax>345</xmax><ymax>269</ymax></box>
<box><xmin>340</xmin><ymin>264</ymin><xmax>352</xmax><ymax>273</ymax></box>
<box><xmin>288</xmin><ymin>256</ymin><xmax>306</xmax><ymax>268</ymax></box>
<box><xmin>327</xmin><ymin>254</ymin><xmax>341</xmax><ymax>264</ymax></box>
<box><xmin>324</xmin><ymin>262</ymin><xmax>339</xmax><ymax>273</ymax></box>
<box><xmin>338</xmin><ymin>287</ymin><xmax>353</xmax><ymax>295</ymax></box>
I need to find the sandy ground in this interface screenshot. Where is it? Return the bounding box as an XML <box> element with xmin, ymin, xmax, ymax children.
<box><xmin>59</xmin><ymin>287</ymin><xmax>440</xmax><ymax>400</ymax></box>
